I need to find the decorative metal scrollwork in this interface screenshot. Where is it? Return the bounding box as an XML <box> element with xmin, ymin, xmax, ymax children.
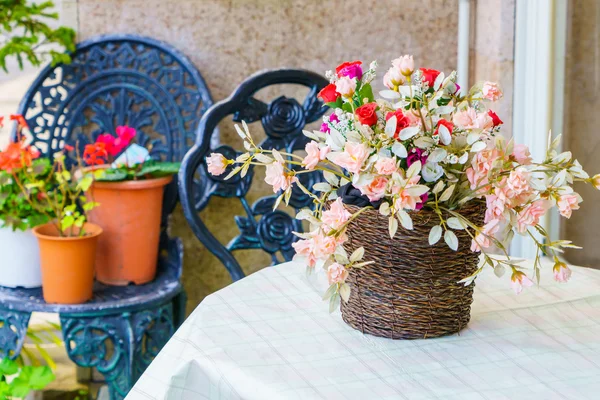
<box><xmin>0</xmin><ymin>311</ymin><xmax>31</xmax><ymax>360</ymax></box>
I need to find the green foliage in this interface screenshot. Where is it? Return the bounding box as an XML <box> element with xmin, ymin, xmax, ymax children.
<box><xmin>0</xmin><ymin>158</ymin><xmax>53</xmax><ymax>231</ymax></box>
<box><xmin>95</xmin><ymin>160</ymin><xmax>181</xmax><ymax>182</ymax></box>
<box><xmin>0</xmin><ymin>0</ymin><xmax>76</xmax><ymax>72</ymax></box>
<box><xmin>0</xmin><ymin>358</ymin><xmax>54</xmax><ymax>399</ymax></box>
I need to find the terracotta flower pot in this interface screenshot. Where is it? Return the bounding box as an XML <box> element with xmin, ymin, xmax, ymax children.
<box><xmin>87</xmin><ymin>175</ymin><xmax>172</xmax><ymax>285</ymax></box>
<box><xmin>33</xmin><ymin>222</ymin><xmax>102</xmax><ymax>304</ymax></box>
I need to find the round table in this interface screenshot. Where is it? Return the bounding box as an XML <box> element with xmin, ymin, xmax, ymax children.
<box><xmin>129</xmin><ymin>259</ymin><xmax>600</xmax><ymax>400</ymax></box>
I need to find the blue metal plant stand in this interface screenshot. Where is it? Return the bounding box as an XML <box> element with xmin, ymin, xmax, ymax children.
<box><xmin>0</xmin><ymin>239</ymin><xmax>185</xmax><ymax>400</ymax></box>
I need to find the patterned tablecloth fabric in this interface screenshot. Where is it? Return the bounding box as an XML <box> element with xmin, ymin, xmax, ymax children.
<box><xmin>128</xmin><ymin>260</ymin><xmax>600</xmax><ymax>400</ymax></box>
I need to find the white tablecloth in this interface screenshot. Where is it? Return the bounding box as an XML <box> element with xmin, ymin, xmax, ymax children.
<box><xmin>128</xmin><ymin>260</ymin><xmax>600</xmax><ymax>400</ymax></box>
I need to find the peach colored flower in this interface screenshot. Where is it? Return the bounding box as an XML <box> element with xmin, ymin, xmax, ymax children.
<box><xmin>302</xmin><ymin>141</ymin><xmax>330</xmax><ymax>170</ymax></box>
<box><xmin>476</xmin><ymin>112</ymin><xmax>494</xmax><ymax>131</ymax></box>
<box><xmin>321</xmin><ymin>198</ymin><xmax>351</xmax><ymax>230</ymax></box>
<box><xmin>512</xmin><ymin>144</ymin><xmax>532</xmax><ymax>165</ymax></box>
<box><xmin>484</xmin><ymin>192</ymin><xmax>508</xmax><ymax>223</ymax></box>
<box><xmin>505</xmin><ymin>169</ymin><xmax>532</xmax><ymax>201</ymax></box>
<box><xmin>335</xmin><ymin>76</ymin><xmax>357</xmax><ymax>97</ymax></box>
<box><xmin>292</xmin><ymin>238</ymin><xmax>318</xmax><ymax>267</ymax></box>
<box><xmin>392</xmin><ymin>55</ymin><xmax>414</xmax><ymax>76</ymax></box>
<box><xmin>206</xmin><ymin>153</ymin><xmax>227</xmax><ymax>176</ymax></box>
<box><xmin>375</xmin><ymin>157</ymin><xmax>397</xmax><ymax>175</ymax></box>
<box><xmin>553</xmin><ymin>262</ymin><xmax>572</xmax><ymax>283</ymax></box>
<box><xmin>327</xmin><ymin>263</ymin><xmax>349</xmax><ymax>284</ymax></box>
<box><xmin>557</xmin><ymin>193</ymin><xmax>580</xmax><ymax>218</ymax></box>
<box><xmin>482</xmin><ymin>81</ymin><xmax>503</xmax><ymax>101</ymax></box>
<box><xmin>383</xmin><ymin>67</ymin><xmax>404</xmax><ymax>90</ymax></box>
<box><xmin>392</xmin><ymin>175</ymin><xmax>422</xmax><ymax>211</ymax></box>
<box><xmin>312</xmin><ymin>232</ymin><xmax>342</xmax><ymax>259</ymax></box>
<box><xmin>516</xmin><ymin>200</ymin><xmax>549</xmax><ymax>233</ymax></box>
<box><xmin>470</xmin><ymin>219</ymin><xmax>500</xmax><ymax>252</ymax></box>
<box><xmin>328</xmin><ymin>142</ymin><xmax>370</xmax><ymax>174</ymax></box>
<box><xmin>510</xmin><ymin>271</ymin><xmax>533</xmax><ymax>294</ymax></box>
<box><xmin>358</xmin><ymin>176</ymin><xmax>389</xmax><ymax>201</ymax></box>
<box><xmin>265</xmin><ymin>161</ymin><xmax>298</xmax><ymax>193</ymax></box>
<box><xmin>466</xmin><ymin>149</ymin><xmax>501</xmax><ymax>190</ymax></box>
<box><xmin>453</xmin><ymin>107</ymin><xmax>479</xmax><ymax>130</ymax></box>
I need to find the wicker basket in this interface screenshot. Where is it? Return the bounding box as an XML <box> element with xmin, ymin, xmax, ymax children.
<box><xmin>340</xmin><ymin>202</ymin><xmax>485</xmax><ymax>340</ymax></box>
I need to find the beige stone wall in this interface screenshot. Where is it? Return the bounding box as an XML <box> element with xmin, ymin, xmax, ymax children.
<box><xmin>563</xmin><ymin>0</ymin><xmax>600</xmax><ymax>267</ymax></box>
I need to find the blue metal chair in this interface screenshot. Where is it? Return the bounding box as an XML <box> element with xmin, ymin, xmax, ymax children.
<box><xmin>0</xmin><ymin>34</ymin><xmax>212</xmax><ymax>400</ymax></box>
<box><xmin>179</xmin><ymin>69</ymin><xmax>328</xmax><ymax>281</ymax></box>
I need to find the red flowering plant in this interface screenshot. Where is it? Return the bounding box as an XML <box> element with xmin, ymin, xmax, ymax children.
<box><xmin>0</xmin><ymin>116</ymin><xmax>99</xmax><ymax>236</ymax></box>
<box><xmin>82</xmin><ymin>125</ymin><xmax>180</xmax><ymax>181</ymax></box>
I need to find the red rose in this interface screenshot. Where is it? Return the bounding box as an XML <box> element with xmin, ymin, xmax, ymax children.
<box><xmin>420</xmin><ymin>68</ymin><xmax>441</xmax><ymax>88</ymax></box>
<box><xmin>385</xmin><ymin>109</ymin><xmax>410</xmax><ymax>138</ymax></box>
<box><xmin>435</xmin><ymin>119</ymin><xmax>454</xmax><ymax>135</ymax></box>
<box><xmin>355</xmin><ymin>102</ymin><xmax>379</xmax><ymax>126</ymax></box>
<box><xmin>488</xmin><ymin>110</ymin><xmax>503</xmax><ymax>127</ymax></box>
<box><xmin>318</xmin><ymin>83</ymin><xmax>340</xmax><ymax>103</ymax></box>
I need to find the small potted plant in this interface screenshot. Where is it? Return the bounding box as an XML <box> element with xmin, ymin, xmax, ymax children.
<box><xmin>8</xmin><ymin>140</ymin><xmax>102</xmax><ymax>304</ymax></box>
<box><xmin>0</xmin><ymin>116</ymin><xmax>52</xmax><ymax>288</ymax></box>
<box><xmin>82</xmin><ymin>126</ymin><xmax>180</xmax><ymax>285</ymax></box>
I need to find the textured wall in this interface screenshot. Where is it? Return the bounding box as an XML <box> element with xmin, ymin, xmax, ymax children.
<box><xmin>76</xmin><ymin>0</ymin><xmax>460</xmax><ymax>313</ymax></box>
<box><xmin>563</xmin><ymin>0</ymin><xmax>600</xmax><ymax>267</ymax></box>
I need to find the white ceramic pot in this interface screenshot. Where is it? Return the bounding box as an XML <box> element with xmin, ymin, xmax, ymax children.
<box><xmin>0</xmin><ymin>227</ymin><xmax>42</xmax><ymax>288</ymax></box>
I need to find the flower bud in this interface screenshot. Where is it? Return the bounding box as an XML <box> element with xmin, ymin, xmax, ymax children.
<box><xmin>392</xmin><ymin>55</ymin><xmax>414</xmax><ymax>77</ymax></box>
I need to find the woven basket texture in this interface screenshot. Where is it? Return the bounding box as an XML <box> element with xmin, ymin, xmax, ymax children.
<box><xmin>340</xmin><ymin>202</ymin><xmax>485</xmax><ymax>340</ymax></box>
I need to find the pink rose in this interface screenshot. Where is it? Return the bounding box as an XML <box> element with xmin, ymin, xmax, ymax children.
<box><xmin>358</xmin><ymin>176</ymin><xmax>388</xmax><ymax>201</ymax></box>
<box><xmin>335</xmin><ymin>76</ymin><xmax>357</xmax><ymax>97</ymax></box>
<box><xmin>470</xmin><ymin>219</ymin><xmax>500</xmax><ymax>252</ymax></box>
<box><xmin>265</xmin><ymin>161</ymin><xmax>298</xmax><ymax>193</ymax></box>
<box><xmin>466</xmin><ymin>149</ymin><xmax>501</xmax><ymax>190</ymax></box>
<box><xmin>327</xmin><ymin>263</ymin><xmax>349</xmax><ymax>284</ymax></box>
<box><xmin>510</xmin><ymin>271</ymin><xmax>533</xmax><ymax>294</ymax></box>
<box><xmin>482</xmin><ymin>81</ymin><xmax>502</xmax><ymax>101</ymax></box>
<box><xmin>375</xmin><ymin>157</ymin><xmax>397</xmax><ymax>175</ymax></box>
<box><xmin>328</xmin><ymin>142</ymin><xmax>370</xmax><ymax>174</ymax></box>
<box><xmin>312</xmin><ymin>232</ymin><xmax>342</xmax><ymax>259</ymax></box>
<box><xmin>206</xmin><ymin>153</ymin><xmax>227</xmax><ymax>176</ymax></box>
<box><xmin>512</xmin><ymin>144</ymin><xmax>532</xmax><ymax>165</ymax></box>
<box><xmin>553</xmin><ymin>262</ymin><xmax>572</xmax><ymax>283</ymax></box>
<box><xmin>557</xmin><ymin>193</ymin><xmax>580</xmax><ymax>218</ymax></box>
<box><xmin>383</xmin><ymin>67</ymin><xmax>404</xmax><ymax>90</ymax></box>
<box><xmin>392</xmin><ymin>55</ymin><xmax>414</xmax><ymax>76</ymax></box>
<box><xmin>336</xmin><ymin>61</ymin><xmax>363</xmax><ymax>80</ymax></box>
<box><xmin>321</xmin><ymin>198</ymin><xmax>351</xmax><ymax>231</ymax></box>
<box><xmin>302</xmin><ymin>141</ymin><xmax>330</xmax><ymax>170</ymax></box>
<box><xmin>476</xmin><ymin>112</ymin><xmax>494</xmax><ymax>131</ymax></box>
<box><xmin>516</xmin><ymin>200</ymin><xmax>549</xmax><ymax>233</ymax></box>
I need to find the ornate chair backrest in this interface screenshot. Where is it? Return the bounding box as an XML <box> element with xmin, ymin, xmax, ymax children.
<box><xmin>13</xmin><ymin>34</ymin><xmax>213</xmax><ymax>218</ymax></box>
<box><xmin>179</xmin><ymin>69</ymin><xmax>328</xmax><ymax>281</ymax></box>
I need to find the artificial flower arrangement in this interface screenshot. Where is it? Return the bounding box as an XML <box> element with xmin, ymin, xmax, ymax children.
<box><xmin>207</xmin><ymin>56</ymin><xmax>599</xmax><ymax>314</ymax></box>
<box><xmin>82</xmin><ymin>125</ymin><xmax>180</xmax><ymax>180</ymax></box>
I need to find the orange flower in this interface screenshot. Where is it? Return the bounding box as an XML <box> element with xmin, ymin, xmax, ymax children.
<box><xmin>83</xmin><ymin>142</ymin><xmax>108</xmax><ymax>166</ymax></box>
<box><xmin>0</xmin><ymin>140</ymin><xmax>39</xmax><ymax>173</ymax></box>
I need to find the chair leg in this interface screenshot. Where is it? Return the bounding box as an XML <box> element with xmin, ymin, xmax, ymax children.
<box><xmin>0</xmin><ymin>309</ymin><xmax>31</xmax><ymax>360</ymax></box>
<box><xmin>61</xmin><ymin>302</ymin><xmax>176</xmax><ymax>400</ymax></box>
<box><xmin>172</xmin><ymin>290</ymin><xmax>188</xmax><ymax>328</ymax></box>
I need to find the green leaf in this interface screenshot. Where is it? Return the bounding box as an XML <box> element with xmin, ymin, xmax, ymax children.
<box><xmin>60</xmin><ymin>215</ymin><xmax>74</xmax><ymax>231</ymax></box>
<box><xmin>29</xmin><ymin>366</ymin><xmax>54</xmax><ymax>389</ymax></box>
<box><xmin>135</xmin><ymin>162</ymin><xmax>180</xmax><ymax>178</ymax></box>
<box><xmin>357</xmin><ymin>83</ymin><xmax>374</xmax><ymax>103</ymax></box>
<box><xmin>77</xmin><ymin>175</ymin><xmax>94</xmax><ymax>192</ymax></box>
<box><xmin>0</xmin><ymin>358</ymin><xmax>18</xmax><ymax>376</ymax></box>
<box><xmin>94</xmin><ymin>169</ymin><xmax>128</xmax><ymax>182</ymax></box>
<box><xmin>341</xmin><ymin>102</ymin><xmax>353</xmax><ymax>113</ymax></box>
